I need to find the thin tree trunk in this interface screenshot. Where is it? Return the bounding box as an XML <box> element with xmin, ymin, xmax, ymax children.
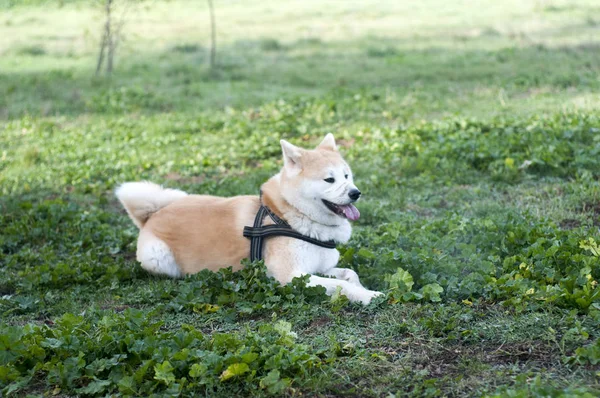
<box><xmin>107</xmin><ymin>36</ymin><xmax>114</xmax><ymax>74</ymax></box>
<box><xmin>106</xmin><ymin>0</ymin><xmax>114</xmax><ymax>74</ymax></box>
<box><xmin>207</xmin><ymin>0</ymin><xmax>216</xmax><ymax>68</ymax></box>
<box><xmin>95</xmin><ymin>33</ymin><xmax>106</xmax><ymax>76</ymax></box>
<box><xmin>96</xmin><ymin>0</ymin><xmax>113</xmax><ymax>75</ymax></box>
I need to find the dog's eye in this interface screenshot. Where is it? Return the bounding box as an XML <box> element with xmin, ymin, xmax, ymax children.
<box><xmin>324</xmin><ymin>177</ymin><xmax>335</xmax><ymax>183</ymax></box>
<box><xmin>344</xmin><ymin>174</ymin><xmax>348</xmax><ymax>179</ymax></box>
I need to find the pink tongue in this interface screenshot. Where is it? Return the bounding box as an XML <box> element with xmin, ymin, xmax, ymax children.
<box><xmin>340</xmin><ymin>204</ymin><xmax>360</xmax><ymax>221</ymax></box>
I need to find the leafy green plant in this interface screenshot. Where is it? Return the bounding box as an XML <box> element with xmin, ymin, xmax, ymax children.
<box><xmin>0</xmin><ymin>310</ymin><xmax>326</xmax><ymax>396</ymax></box>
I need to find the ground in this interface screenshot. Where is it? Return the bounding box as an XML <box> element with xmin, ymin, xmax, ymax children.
<box><xmin>1</xmin><ymin>0</ymin><xmax>600</xmax><ymax>396</ymax></box>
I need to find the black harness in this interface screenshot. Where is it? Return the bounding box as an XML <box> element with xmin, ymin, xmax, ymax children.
<box><xmin>243</xmin><ymin>205</ymin><xmax>337</xmax><ymax>262</ymax></box>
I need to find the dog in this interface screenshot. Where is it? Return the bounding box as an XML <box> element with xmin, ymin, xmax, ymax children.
<box><xmin>115</xmin><ymin>134</ymin><xmax>382</xmax><ymax>304</ymax></box>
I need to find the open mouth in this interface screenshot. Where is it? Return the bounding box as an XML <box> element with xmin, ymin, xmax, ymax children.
<box><xmin>322</xmin><ymin>199</ymin><xmax>360</xmax><ymax>221</ymax></box>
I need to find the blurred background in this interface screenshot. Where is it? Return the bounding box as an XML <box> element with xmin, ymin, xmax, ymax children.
<box><xmin>1</xmin><ymin>0</ymin><xmax>599</xmax><ymax>120</ymax></box>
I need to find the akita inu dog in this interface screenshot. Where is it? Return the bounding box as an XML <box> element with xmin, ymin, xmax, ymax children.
<box><xmin>116</xmin><ymin>134</ymin><xmax>382</xmax><ymax>304</ymax></box>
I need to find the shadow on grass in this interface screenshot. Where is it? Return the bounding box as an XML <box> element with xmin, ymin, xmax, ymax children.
<box><xmin>0</xmin><ymin>188</ymin><xmax>153</xmax><ymax>286</ymax></box>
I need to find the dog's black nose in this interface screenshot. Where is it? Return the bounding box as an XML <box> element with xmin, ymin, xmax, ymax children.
<box><xmin>348</xmin><ymin>189</ymin><xmax>361</xmax><ymax>201</ymax></box>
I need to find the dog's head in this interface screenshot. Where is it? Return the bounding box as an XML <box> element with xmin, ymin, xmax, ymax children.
<box><xmin>279</xmin><ymin>134</ymin><xmax>361</xmax><ymax>225</ymax></box>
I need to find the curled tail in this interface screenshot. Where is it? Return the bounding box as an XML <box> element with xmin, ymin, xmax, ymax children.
<box><xmin>115</xmin><ymin>181</ymin><xmax>188</xmax><ymax>228</ymax></box>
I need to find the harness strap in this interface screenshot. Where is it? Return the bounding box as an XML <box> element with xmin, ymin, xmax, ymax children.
<box><xmin>243</xmin><ymin>205</ymin><xmax>336</xmax><ymax>261</ymax></box>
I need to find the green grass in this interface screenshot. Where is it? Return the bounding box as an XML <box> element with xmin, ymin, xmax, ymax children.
<box><xmin>2</xmin><ymin>0</ymin><xmax>600</xmax><ymax>119</ymax></box>
<box><xmin>1</xmin><ymin>0</ymin><xmax>600</xmax><ymax>396</ymax></box>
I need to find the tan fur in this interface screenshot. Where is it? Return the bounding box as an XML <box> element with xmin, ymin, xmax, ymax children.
<box><xmin>144</xmin><ymin>195</ymin><xmax>260</xmax><ymax>273</ymax></box>
<box><xmin>290</xmin><ymin>148</ymin><xmax>348</xmax><ymax>180</ymax></box>
<box><xmin>139</xmin><ymin>147</ymin><xmax>347</xmax><ymax>275</ymax></box>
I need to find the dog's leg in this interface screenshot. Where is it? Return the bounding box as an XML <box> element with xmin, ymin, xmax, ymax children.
<box><xmin>298</xmin><ymin>273</ymin><xmax>382</xmax><ymax>304</ymax></box>
<box><xmin>136</xmin><ymin>229</ymin><xmax>182</xmax><ymax>278</ymax></box>
<box><xmin>323</xmin><ymin>267</ymin><xmax>363</xmax><ymax>287</ymax></box>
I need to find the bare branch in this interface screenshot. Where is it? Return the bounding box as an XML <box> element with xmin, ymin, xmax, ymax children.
<box><xmin>95</xmin><ymin>0</ymin><xmax>114</xmax><ymax>75</ymax></box>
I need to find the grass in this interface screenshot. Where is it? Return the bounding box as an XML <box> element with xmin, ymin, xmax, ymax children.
<box><xmin>1</xmin><ymin>0</ymin><xmax>600</xmax><ymax>396</ymax></box>
<box><xmin>1</xmin><ymin>0</ymin><xmax>600</xmax><ymax>119</ymax></box>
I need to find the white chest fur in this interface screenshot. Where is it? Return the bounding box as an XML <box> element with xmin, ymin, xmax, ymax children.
<box><xmin>293</xmin><ymin>240</ymin><xmax>340</xmax><ymax>275</ymax></box>
<box><xmin>263</xmin><ymin>236</ymin><xmax>340</xmax><ymax>282</ymax></box>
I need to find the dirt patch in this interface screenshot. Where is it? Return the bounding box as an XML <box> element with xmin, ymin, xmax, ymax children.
<box><xmin>0</xmin><ymin>283</ymin><xmax>16</xmax><ymax>295</ymax></box>
<box><xmin>580</xmin><ymin>201</ymin><xmax>600</xmax><ymax>226</ymax></box>
<box><xmin>436</xmin><ymin>199</ymin><xmax>449</xmax><ymax>209</ymax></box>
<box><xmin>482</xmin><ymin>341</ymin><xmax>554</xmax><ymax>365</ymax></box>
<box><xmin>118</xmin><ymin>251</ymin><xmax>137</xmax><ymax>261</ymax></box>
<box><xmin>373</xmin><ymin>338</ymin><xmax>463</xmax><ymax>377</ymax></box>
<box><xmin>337</xmin><ymin>138</ymin><xmax>356</xmax><ymax>148</ymax></box>
<box><xmin>582</xmin><ymin>201</ymin><xmax>600</xmax><ymax>215</ymax></box>
<box><xmin>310</xmin><ymin>316</ymin><xmax>332</xmax><ymax>328</ymax></box>
<box><xmin>100</xmin><ymin>302</ymin><xmax>132</xmax><ymax>312</ymax></box>
<box><xmin>559</xmin><ymin>218</ymin><xmax>581</xmax><ymax>229</ymax></box>
<box><xmin>405</xmin><ymin>203</ymin><xmax>434</xmax><ymax>217</ymax></box>
<box><xmin>164</xmin><ymin>172</ymin><xmax>206</xmax><ymax>184</ymax></box>
<box><xmin>373</xmin><ymin>339</ymin><xmax>556</xmax><ymax>379</ymax></box>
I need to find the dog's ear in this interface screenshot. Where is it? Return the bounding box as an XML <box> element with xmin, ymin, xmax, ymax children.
<box><xmin>280</xmin><ymin>139</ymin><xmax>303</xmax><ymax>174</ymax></box>
<box><xmin>317</xmin><ymin>133</ymin><xmax>337</xmax><ymax>151</ymax></box>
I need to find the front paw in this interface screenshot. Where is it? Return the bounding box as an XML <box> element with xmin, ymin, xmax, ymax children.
<box><xmin>357</xmin><ymin>290</ymin><xmax>384</xmax><ymax>305</ymax></box>
<box><xmin>340</xmin><ymin>269</ymin><xmax>361</xmax><ymax>286</ymax></box>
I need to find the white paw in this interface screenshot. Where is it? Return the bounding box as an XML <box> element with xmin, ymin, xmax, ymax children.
<box><xmin>340</xmin><ymin>269</ymin><xmax>361</xmax><ymax>286</ymax></box>
<box><xmin>357</xmin><ymin>290</ymin><xmax>384</xmax><ymax>305</ymax></box>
